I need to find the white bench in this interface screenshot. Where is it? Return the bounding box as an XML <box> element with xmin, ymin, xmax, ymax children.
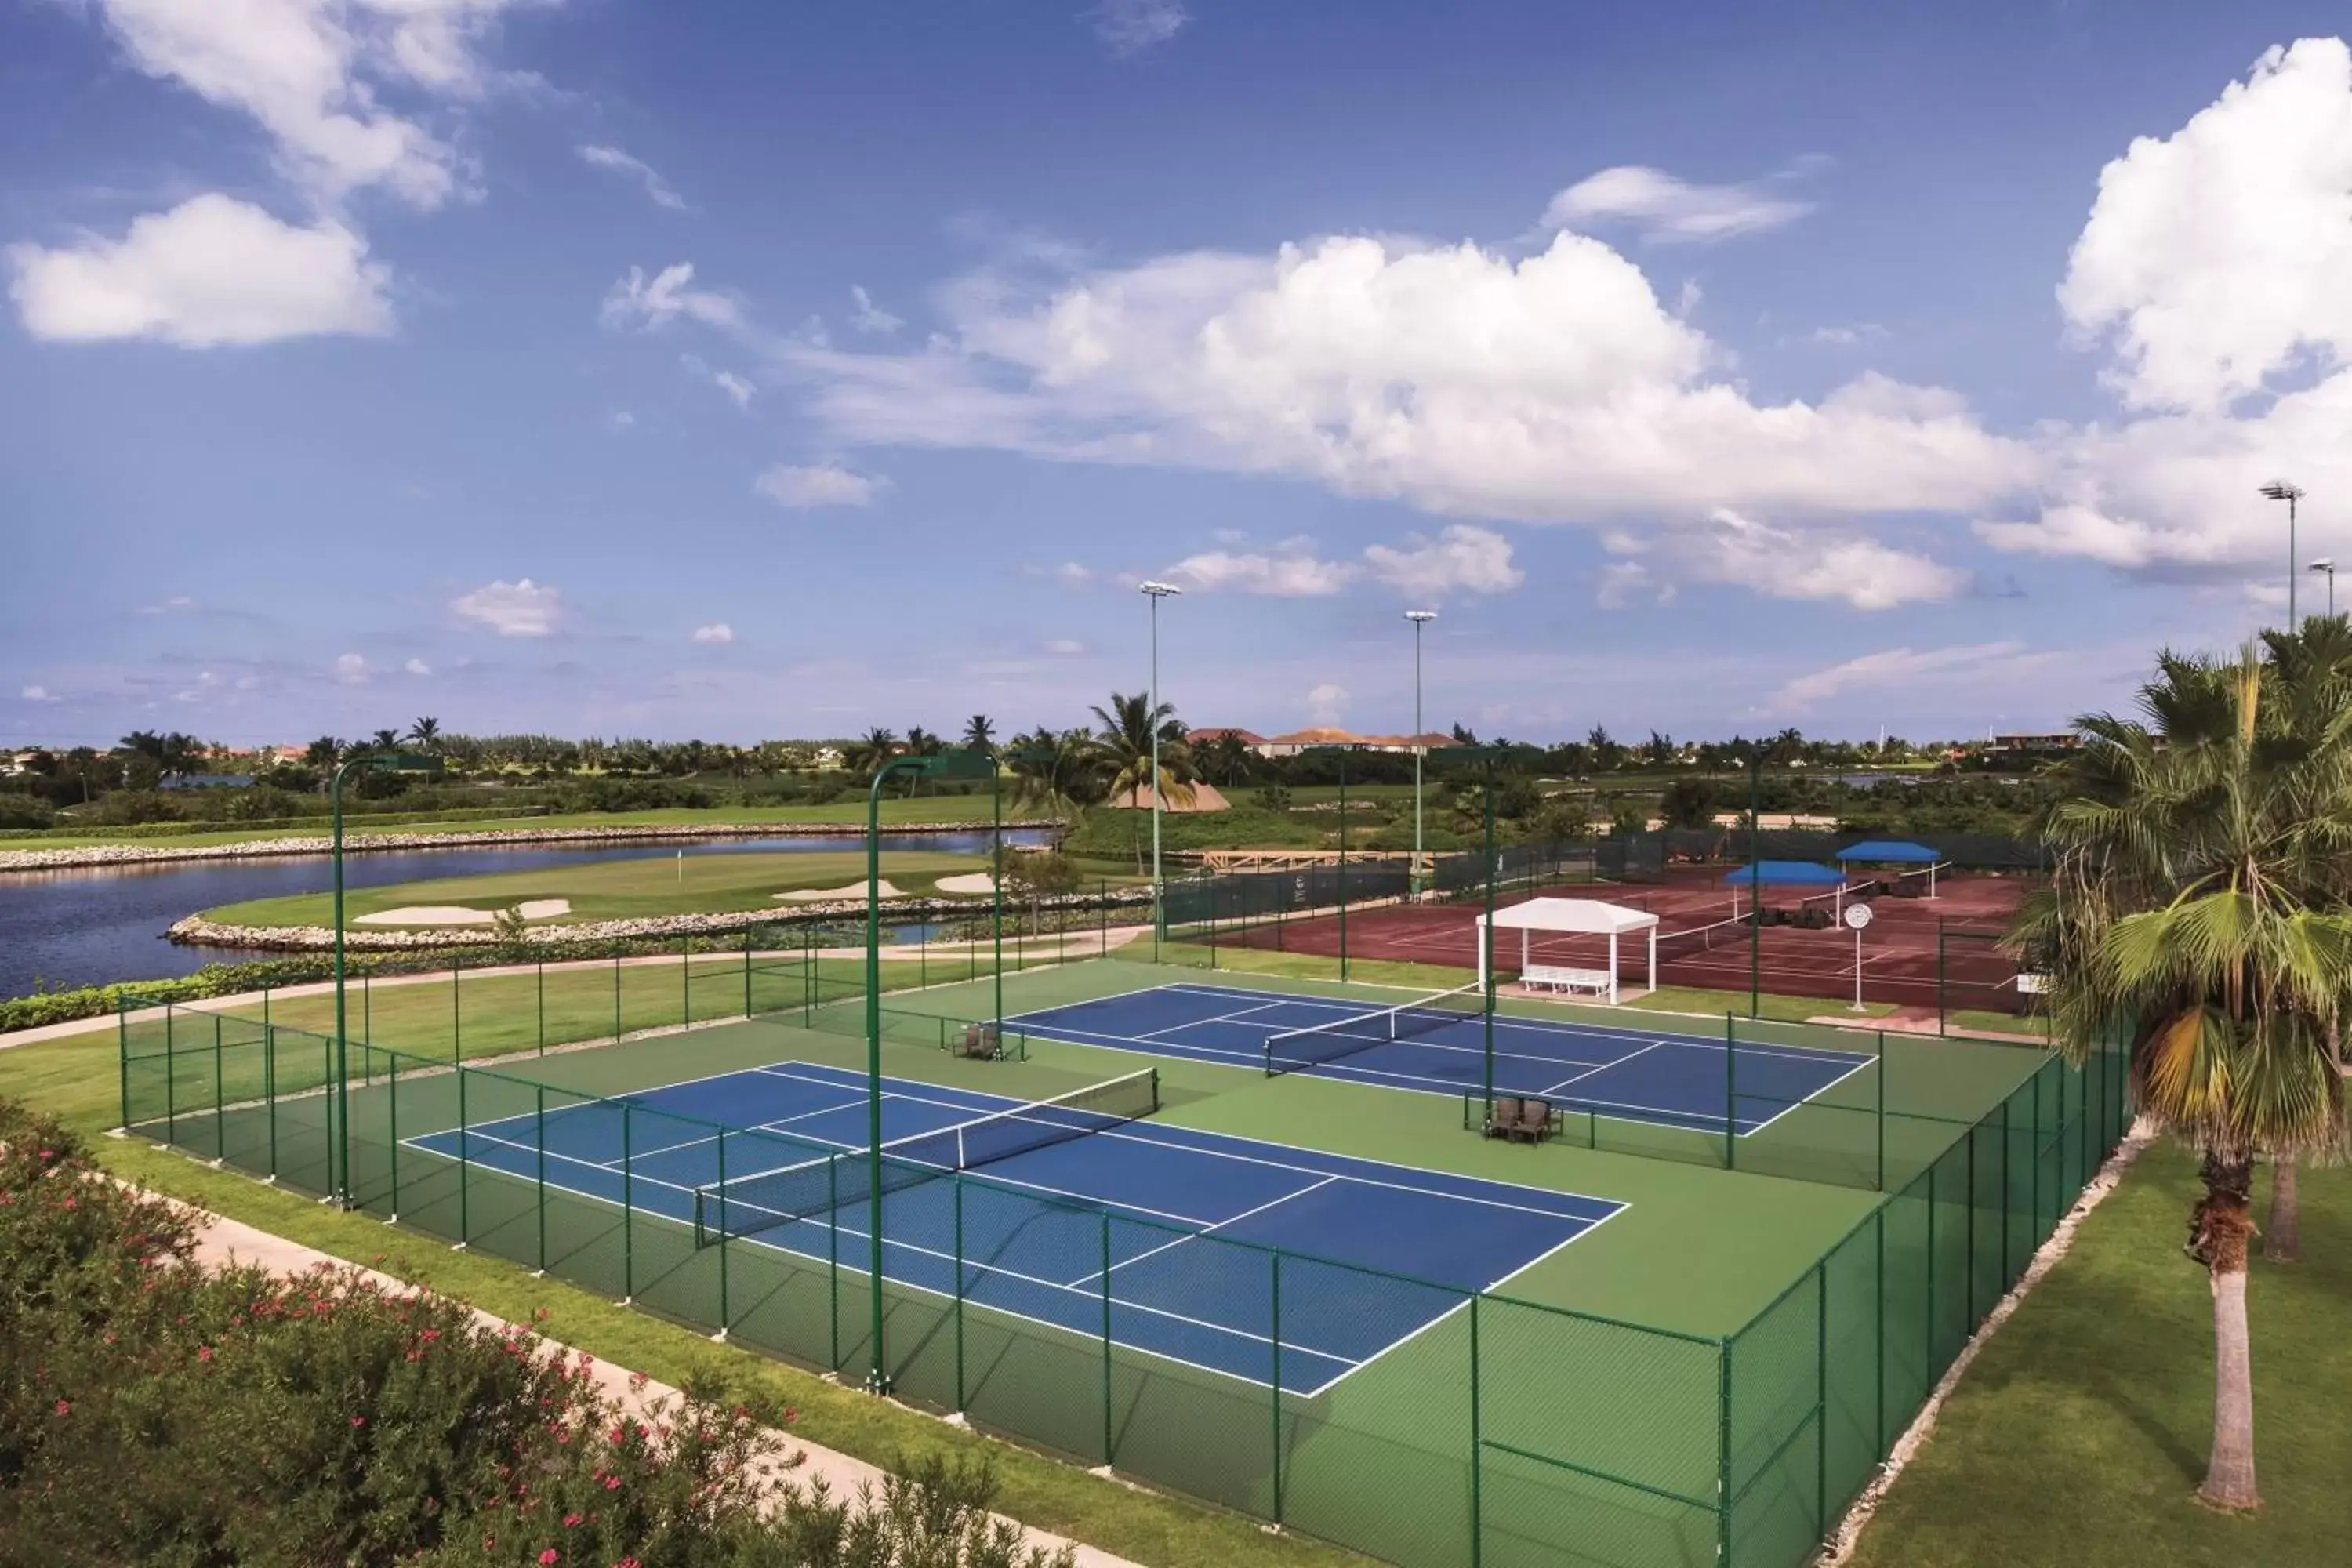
<box><xmin>1523</xmin><ymin>964</ymin><xmax>1613</xmax><ymax>1000</ymax></box>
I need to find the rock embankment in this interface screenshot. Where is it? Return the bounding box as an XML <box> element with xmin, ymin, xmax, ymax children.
<box><xmin>0</xmin><ymin>818</ymin><xmax>1058</xmax><ymax>874</ymax></box>
<box><xmin>169</xmin><ymin>886</ymin><xmax>1153</xmax><ymax>953</ymax></box>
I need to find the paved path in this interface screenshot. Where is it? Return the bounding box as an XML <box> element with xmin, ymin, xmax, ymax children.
<box><xmin>180</xmin><ymin>1200</ymin><xmax>1142</xmax><ymax>1567</ymax></box>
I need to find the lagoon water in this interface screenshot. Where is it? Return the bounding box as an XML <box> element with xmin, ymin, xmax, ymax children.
<box><xmin>0</xmin><ymin>830</ymin><xmax>1044</xmax><ymax>999</ymax></box>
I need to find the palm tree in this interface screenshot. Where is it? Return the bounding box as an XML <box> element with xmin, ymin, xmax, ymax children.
<box><xmin>2017</xmin><ymin>638</ymin><xmax>2352</xmax><ymax>1512</ymax></box>
<box><xmin>1204</xmin><ymin>731</ymin><xmax>1253</xmax><ymax>787</ymax></box>
<box><xmin>962</xmin><ymin>714</ymin><xmax>996</xmax><ymax>754</ymax></box>
<box><xmin>368</xmin><ymin>728</ymin><xmax>401</xmax><ymax>753</ymax></box>
<box><xmin>843</xmin><ymin>728</ymin><xmax>898</xmax><ymax>782</ymax></box>
<box><xmin>1090</xmin><ymin>692</ymin><xmax>1194</xmax><ymax>873</ymax></box>
<box><xmin>406</xmin><ymin>716</ymin><xmax>441</xmax><ymax>751</ymax></box>
<box><xmin>1007</xmin><ymin>728</ymin><xmax>1101</xmax><ymax>825</ymax></box>
<box><xmin>303</xmin><ymin>735</ymin><xmax>343</xmax><ymax>768</ymax></box>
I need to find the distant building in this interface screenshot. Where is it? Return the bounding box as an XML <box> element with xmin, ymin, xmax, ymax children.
<box><xmin>1253</xmin><ymin>728</ymin><xmax>1455</xmax><ymax>758</ymax></box>
<box><xmin>1992</xmin><ymin>732</ymin><xmax>2080</xmax><ymax>752</ymax></box>
<box><xmin>4</xmin><ymin>751</ymin><xmax>42</xmax><ymax>775</ymax></box>
<box><xmin>1185</xmin><ymin>727</ymin><xmax>1269</xmax><ymax>752</ymax></box>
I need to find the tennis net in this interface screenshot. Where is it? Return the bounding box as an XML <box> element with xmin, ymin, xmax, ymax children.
<box><xmin>1652</xmin><ymin>913</ymin><xmax>1754</xmax><ymax>960</ymax></box>
<box><xmin>1263</xmin><ymin>982</ymin><xmax>1486</xmax><ymax>1076</ymax></box>
<box><xmin>691</xmin><ymin>1067</ymin><xmax>1160</xmax><ymax>1246</ymax></box>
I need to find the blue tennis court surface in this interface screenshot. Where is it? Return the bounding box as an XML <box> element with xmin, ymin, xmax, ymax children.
<box><xmin>1006</xmin><ymin>982</ymin><xmax>1875</xmax><ymax>1135</ymax></box>
<box><xmin>405</xmin><ymin>1059</ymin><xmax>1619</xmax><ymax>1394</ymax></box>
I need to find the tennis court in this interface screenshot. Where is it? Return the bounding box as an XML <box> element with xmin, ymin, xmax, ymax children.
<box><xmin>405</xmin><ymin>1057</ymin><xmax>1619</xmax><ymax>1393</ymax></box>
<box><xmin>1006</xmin><ymin>980</ymin><xmax>1877</xmax><ymax>1135</ymax></box>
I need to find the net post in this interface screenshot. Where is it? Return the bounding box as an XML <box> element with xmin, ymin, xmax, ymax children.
<box><xmin>1270</xmin><ymin>1250</ymin><xmax>1284</xmax><ymax>1526</ymax></box>
<box><xmin>1723</xmin><ymin>1012</ymin><xmax>1737</xmax><ymax>1170</ymax></box>
<box><xmin>387</xmin><ymin>1052</ymin><xmax>400</xmax><ymax>1219</ymax></box>
<box><xmin>456</xmin><ymin>1065</ymin><xmax>470</xmax><ymax>1248</ymax></box>
<box><xmin>953</xmin><ymin>1177</ymin><xmax>967</xmax><ymax>1412</ymax></box>
<box><xmin>534</xmin><ymin>1083</ymin><xmax>548</xmax><ymax>1274</ymax></box>
<box><xmin>714</xmin><ymin>1128</ymin><xmax>731</xmax><ymax>1341</ymax></box>
<box><xmin>620</xmin><ymin>1102</ymin><xmax>634</xmax><ymax>1303</ymax></box>
<box><xmin>1099</xmin><ymin>1208</ymin><xmax>1115</xmax><ymax>1468</ymax></box>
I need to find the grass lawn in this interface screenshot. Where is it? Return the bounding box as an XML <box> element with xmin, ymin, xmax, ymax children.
<box><xmin>2</xmin><ymin>999</ymin><xmax>1363</xmax><ymax>1568</ymax></box>
<box><xmin>204</xmin><ymin>848</ymin><xmax>989</xmax><ymax>927</ymax></box>
<box><xmin>1849</xmin><ymin>1143</ymin><xmax>2350</xmax><ymax>1568</ymax></box>
<box><xmin>16</xmin><ymin>796</ymin><xmax>1012</xmax><ymax>851</ymax></box>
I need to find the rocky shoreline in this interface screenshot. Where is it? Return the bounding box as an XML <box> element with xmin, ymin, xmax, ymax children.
<box><xmin>0</xmin><ymin>818</ymin><xmax>1060</xmax><ymax>874</ymax></box>
<box><xmin>168</xmin><ymin>884</ymin><xmax>1154</xmax><ymax>953</ymax></box>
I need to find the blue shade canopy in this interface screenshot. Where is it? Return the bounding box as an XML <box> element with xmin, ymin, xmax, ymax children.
<box><xmin>1722</xmin><ymin>860</ymin><xmax>1847</xmax><ymax>886</ymax></box>
<box><xmin>1835</xmin><ymin>840</ymin><xmax>1940</xmax><ymax>864</ymax></box>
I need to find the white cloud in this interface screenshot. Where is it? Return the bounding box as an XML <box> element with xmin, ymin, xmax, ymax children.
<box><xmin>1164</xmin><ymin>546</ymin><xmax>1357</xmax><ymax>597</ymax></box>
<box><xmin>1305</xmin><ymin>682</ymin><xmax>1348</xmax><ymax>725</ymax></box>
<box><xmin>850</xmin><ymin>285</ymin><xmax>903</xmax><ymax>334</ymax></box>
<box><xmin>85</xmin><ymin>0</ymin><xmax>524</xmax><ymax>210</ymax></box>
<box><xmin>1362</xmin><ymin>525</ymin><xmax>1523</xmax><ymax>597</ymax></box>
<box><xmin>1542</xmin><ymin>164</ymin><xmax>1815</xmax><ymax>245</ymax></box>
<box><xmin>682</xmin><ymin>354</ymin><xmax>755</xmax><ymax>408</ymax></box>
<box><xmin>1087</xmin><ymin>0</ymin><xmax>1189</xmax><ymax>56</ymax></box>
<box><xmin>137</xmin><ymin>595</ymin><xmax>198</xmax><ymax>615</ymax></box>
<box><xmin>1053</xmin><ymin>562</ymin><xmax>1094</xmax><ymax>587</ymax></box>
<box><xmin>20</xmin><ymin>685</ymin><xmax>60</xmax><ymax>703</ymax></box>
<box><xmin>2058</xmin><ymin>38</ymin><xmax>2352</xmax><ymax>415</ymax></box>
<box><xmin>755</xmin><ymin>463</ymin><xmax>885</xmax><ymax>509</ymax></box>
<box><xmin>1608</xmin><ymin>508</ymin><xmax>1968</xmax><ymax>610</ymax></box>
<box><xmin>1044</xmin><ymin>638</ymin><xmax>1087</xmax><ymax>656</ymax></box>
<box><xmin>451</xmin><ymin>577</ymin><xmax>561</xmax><ymax>636</ymax></box>
<box><xmin>784</xmin><ymin>230</ymin><xmax>2034</xmax><ymax>568</ymax></box>
<box><xmin>601</xmin><ymin>263</ymin><xmax>742</xmax><ymax>332</ymax></box>
<box><xmin>334</xmin><ymin>652</ymin><xmax>369</xmax><ymax>684</ymax></box>
<box><xmin>577</xmin><ymin>144</ymin><xmax>686</xmax><ymax>210</ymax></box>
<box><xmin>691</xmin><ymin>622</ymin><xmax>735</xmax><ymax>644</ymax></box>
<box><xmin>1810</xmin><ymin>323</ymin><xmax>1888</xmax><ymax>346</ymax></box>
<box><xmin>404</xmin><ymin>657</ymin><xmax>431</xmax><ymax>676</ymax></box>
<box><xmin>1768</xmin><ymin>641</ymin><xmax>2053</xmax><ymax>715</ymax></box>
<box><xmin>8</xmin><ymin>194</ymin><xmax>393</xmax><ymax>345</ymax></box>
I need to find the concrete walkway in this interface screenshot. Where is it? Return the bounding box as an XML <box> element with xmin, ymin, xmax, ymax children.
<box><xmin>182</xmin><ymin>1200</ymin><xmax>1142</xmax><ymax>1568</ymax></box>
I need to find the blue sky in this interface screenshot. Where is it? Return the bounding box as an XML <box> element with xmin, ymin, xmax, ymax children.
<box><xmin>5</xmin><ymin>2</ymin><xmax>2352</xmax><ymax>749</ymax></box>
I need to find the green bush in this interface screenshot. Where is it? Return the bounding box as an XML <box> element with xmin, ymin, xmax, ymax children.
<box><xmin>0</xmin><ymin>1101</ymin><xmax>1071</xmax><ymax>1568</ymax></box>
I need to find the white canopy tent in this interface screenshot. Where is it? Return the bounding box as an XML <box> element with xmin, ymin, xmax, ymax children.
<box><xmin>1475</xmin><ymin>898</ymin><xmax>1662</xmax><ymax>1004</ymax></box>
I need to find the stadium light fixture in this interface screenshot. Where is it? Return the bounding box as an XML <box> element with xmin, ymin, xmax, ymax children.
<box><xmin>1405</xmin><ymin>611</ymin><xmax>1437</xmax><ymax>896</ymax></box>
<box><xmin>330</xmin><ymin>749</ymin><xmax>444</xmax><ymax>1206</ymax></box>
<box><xmin>1138</xmin><ymin>582</ymin><xmax>1182</xmax><ymax>941</ymax></box>
<box><xmin>2261</xmin><ymin>480</ymin><xmax>2306</xmax><ymax>627</ymax></box>
<box><xmin>2310</xmin><ymin>557</ymin><xmax>2336</xmax><ymax>619</ymax></box>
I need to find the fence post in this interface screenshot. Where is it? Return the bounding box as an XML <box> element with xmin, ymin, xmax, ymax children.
<box><xmin>1875</xmin><ymin>1031</ymin><xmax>1886</xmax><ymax>1190</ymax></box>
<box><xmin>714</xmin><ymin>1128</ymin><xmax>731</xmax><ymax>1341</ymax></box>
<box><xmin>536</xmin><ymin>960</ymin><xmax>546</xmax><ymax>1054</ymax></box>
<box><xmin>827</xmin><ymin>1157</ymin><xmax>840</xmax><ymax>1370</ymax></box>
<box><xmin>2000</xmin><ymin>1098</ymin><xmax>2012</xmax><ymax>1290</ymax></box>
<box><xmin>1724</xmin><ymin>1013</ymin><xmax>1737</xmax><ymax>1170</ymax></box>
<box><xmin>1099</xmin><ymin>1210</ymin><xmax>1115</xmax><ymax>1468</ymax></box>
<box><xmin>2031</xmin><ymin>1070</ymin><xmax>2044</xmax><ymax>1245</ymax></box>
<box><xmin>613</xmin><ymin>953</ymin><xmax>623</xmax><ymax>1043</ymax></box>
<box><xmin>1874</xmin><ymin>1206</ymin><xmax>1886</xmax><ymax>1457</ymax></box>
<box><xmin>1923</xmin><ymin>1156</ymin><xmax>1936</xmax><ymax>1370</ymax></box>
<box><xmin>212</xmin><ymin>1012</ymin><xmax>224</xmax><ymax>1160</ymax></box>
<box><xmin>452</xmin><ymin>954</ymin><xmax>462</xmax><ymax>1063</ymax></box>
<box><xmin>1965</xmin><ymin>1123</ymin><xmax>1977</xmax><ymax>1327</ymax></box>
<box><xmin>620</xmin><ymin>1102</ymin><xmax>634</xmax><ymax>1303</ymax></box>
<box><xmin>744</xmin><ymin>927</ymin><xmax>754</xmax><ymax>1019</ymax></box>
<box><xmin>682</xmin><ymin>937</ymin><xmax>691</xmax><ymax>1026</ymax></box>
<box><xmin>116</xmin><ymin>1002</ymin><xmax>131</xmax><ymax>1134</ymax></box>
<box><xmin>264</xmin><ymin>1019</ymin><xmax>278</xmax><ymax>1178</ymax></box>
<box><xmin>953</xmin><ymin>1178</ymin><xmax>967</xmax><ymax>1411</ymax></box>
<box><xmin>1815</xmin><ymin>1261</ymin><xmax>1829</xmax><ymax>1542</ymax></box>
<box><xmin>363</xmin><ymin>972</ymin><xmax>372</xmax><ymax>1052</ymax></box>
<box><xmin>386</xmin><ymin>1053</ymin><xmax>400</xmax><ymax>1218</ymax></box>
<box><xmin>534</xmin><ymin>1084</ymin><xmax>548</xmax><ymax>1274</ymax></box>
<box><xmin>1714</xmin><ymin>1328</ymin><xmax>1730</xmax><ymax>1568</ymax></box>
<box><xmin>1270</xmin><ymin>1251</ymin><xmax>1284</xmax><ymax>1526</ymax></box>
<box><xmin>1469</xmin><ymin>1291</ymin><xmax>1483</xmax><ymax>1568</ymax></box>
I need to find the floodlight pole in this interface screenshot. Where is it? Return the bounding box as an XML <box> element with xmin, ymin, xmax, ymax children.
<box><xmin>1140</xmin><ymin>582</ymin><xmax>1181</xmax><ymax>941</ymax></box>
<box><xmin>330</xmin><ymin>757</ymin><xmax>357</xmax><ymax>1207</ymax></box>
<box><xmin>991</xmin><ymin>746</ymin><xmax>1004</xmax><ymax>1030</ymax></box>
<box><xmin>866</xmin><ymin>753</ymin><xmax>927</xmax><ymax>1396</ymax></box>
<box><xmin>1406</xmin><ymin>611</ymin><xmax>1436</xmax><ymax>896</ymax></box>
<box><xmin>2263</xmin><ymin>481</ymin><xmax>2305</xmax><ymax>628</ymax></box>
<box><xmin>2311</xmin><ymin>558</ymin><xmax>2336</xmax><ymax>619</ymax></box>
<box><xmin>1482</xmin><ymin>752</ymin><xmax>1497</xmax><ymax>1107</ymax></box>
<box><xmin>1748</xmin><ymin>746</ymin><xmax>1762</xmax><ymax>1020</ymax></box>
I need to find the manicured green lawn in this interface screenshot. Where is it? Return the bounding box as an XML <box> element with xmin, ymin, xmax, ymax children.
<box><xmin>16</xmin><ymin>796</ymin><xmax>1011</xmax><ymax>851</ymax></box>
<box><xmin>205</xmin><ymin>848</ymin><xmax>988</xmax><ymax>927</ymax></box>
<box><xmin>1849</xmin><ymin>1144</ymin><xmax>2350</xmax><ymax>1568</ymax></box>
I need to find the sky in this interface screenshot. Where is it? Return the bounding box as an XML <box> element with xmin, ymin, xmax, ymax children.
<box><xmin>5</xmin><ymin>2</ymin><xmax>2352</xmax><ymax>750</ymax></box>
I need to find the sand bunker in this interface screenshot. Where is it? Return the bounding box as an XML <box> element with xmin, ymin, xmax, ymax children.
<box><xmin>774</xmin><ymin>880</ymin><xmax>903</xmax><ymax>902</ymax></box>
<box><xmin>933</xmin><ymin>873</ymin><xmax>999</xmax><ymax>895</ymax></box>
<box><xmin>354</xmin><ymin>898</ymin><xmax>572</xmax><ymax>927</ymax></box>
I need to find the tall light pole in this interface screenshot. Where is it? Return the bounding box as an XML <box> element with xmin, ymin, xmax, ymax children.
<box><xmin>1405</xmin><ymin>611</ymin><xmax>1436</xmax><ymax>895</ymax></box>
<box><xmin>2310</xmin><ymin>557</ymin><xmax>2336</xmax><ymax>619</ymax></box>
<box><xmin>2262</xmin><ymin>480</ymin><xmax>2306</xmax><ymax>627</ymax></box>
<box><xmin>1138</xmin><ymin>581</ymin><xmax>1181</xmax><ymax>938</ymax></box>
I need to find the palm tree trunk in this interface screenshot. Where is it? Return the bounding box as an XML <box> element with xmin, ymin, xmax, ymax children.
<box><xmin>2263</xmin><ymin>1156</ymin><xmax>2300</xmax><ymax>1264</ymax></box>
<box><xmin>2192</xmin><ymin>1156</ymin><xmax>2261</xmax><ymax>1511</ymax></box>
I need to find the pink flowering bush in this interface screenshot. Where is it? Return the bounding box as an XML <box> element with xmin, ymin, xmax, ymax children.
<box><xmin>0</xmin><ymin>1103</ymin><xmax>1070</xmax><ymax>1567</ymax></box>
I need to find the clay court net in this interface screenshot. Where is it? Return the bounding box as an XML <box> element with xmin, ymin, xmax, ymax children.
<box><xmin>690</xmin><ymin>1066</ymin><xmax>1160</xmax><ymax>1244</ymax></box>
<box><xmin>1262</xmin><ymin>981</ymin><xmax>1487</xmax><ymax>1076</ymax></box>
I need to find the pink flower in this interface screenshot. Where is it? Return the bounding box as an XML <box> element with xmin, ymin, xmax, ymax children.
<box><xmin>540</xmin><ymin>1551</ymin><xmax>561</xmax><ymax>1566</ymax></box>
<box><xmin>53</xmin><ymin>1399</ymin><xmax>70</xmax><ymax>1416</ymax></box>
<box><xmin>351</xmin><ymin>1415</ymin><xmax>367</xmax><ymax>1428</ymax></box>
<box><xmin>197</xmin><ymin>1346</ymin><xmax>213</xmax><ymax>1363</ymax></box>
<box><xmin>602</xmin><ymin>1475</ymin><xmax>620</xmax><ymax>1491</ymax></box>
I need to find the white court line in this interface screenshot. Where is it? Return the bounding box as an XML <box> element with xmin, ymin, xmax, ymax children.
<box><xmin>1063</xmin><ymin>1176</ymin><xmax>1341</xmax><ymax>1290</ymax></box>
<box><xmin>1136</xmin><ymin>998</ymin><xmax>1296</xmax><ymax>1039</ymax></box>
<box><xmin>1537</xmin><ymin>1037</ymin><xmax>1673</xmax><ymax>1098</ymax></box>
<box><xmin>1740</xmin><ymin>1050</ymin><xmax>1880</xmax><ymax>1138</ymax></box>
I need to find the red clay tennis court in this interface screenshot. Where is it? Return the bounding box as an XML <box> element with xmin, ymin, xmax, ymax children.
<box><xmin>1221</xmin><ymin>865</ymin><xmax>2034</xmax><ymax>1015</ymax></box>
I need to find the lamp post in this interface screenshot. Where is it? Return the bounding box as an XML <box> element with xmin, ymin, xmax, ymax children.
<box><xmin>2310</xmin><ymin>557</ymin><xmax>2336</xmax><ymax>619</ymax></box>
<box><xmin>862</xmin><ymin>746</ymin><xmax>993</xmax><ymax>1396</ymax></box>
<box><xmin>1405</xmin><ymin>610</ymin><xmax>1436</xmax><ymax>895</ymax></box>
<box><xmin>2262</xmin><ymin>480</ymin><xmax>2306</xmax><ymax>627</ymax></box>
<box><xmin>1138</xmin><ymin>581</ymin><xmax>1181</xmax><ymax>939</ymax></box>
<box><xmin>330</xmin><ymin>749</ymin><xmax>441</xmax><ymax>1206</ymax></box>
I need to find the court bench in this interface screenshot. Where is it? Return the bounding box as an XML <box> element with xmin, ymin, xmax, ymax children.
<box><xmin>1520</xmin><ymin>963</ymin><xmax>1613</xmax><ymax>998</ymax></box>
<box><xmin>1479</xmin><ymin>1095</ymin><xmax>1558</xmax><ymax>1145</ymax></box>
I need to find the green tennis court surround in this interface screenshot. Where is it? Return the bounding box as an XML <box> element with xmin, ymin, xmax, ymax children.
<box><xmin>119</xmin><ymin>935</ymin><xmax>2124</xmax><ymax>1568</ymax></box>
